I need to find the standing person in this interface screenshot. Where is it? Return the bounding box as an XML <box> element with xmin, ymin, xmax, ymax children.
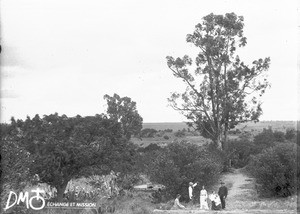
<box><xmin>209</xmin><ymin>191</ymin><xmax>221</xmax><ymax>210</ymax></box>
<box><xmin>218</xmin><ymin>181</ymin><xmax>228</xmax><ymax>209</ymax></box>
<box><xmin>171</xmin><ymin>194</ymin><xmax>186</xmax><ymax>210</ymax></box>
<box><xmin>199</xmin><ymin>185</ymin><xmax>209</xmax><ymax>210</ymax></box>
<box><xmin>188</xmin><ymin>182</ymin><xmax>197</xmax><ymax>204</ymax></box>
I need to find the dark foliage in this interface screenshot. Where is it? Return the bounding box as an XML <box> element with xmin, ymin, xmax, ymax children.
<box><xmin>2</xmin><ymin>113</ymin><xmax>137</xmax><ymax>201</ymax></box>
<box><xmin>104</xmin><ymin>93</ymin><xmax>143</xmax><ymax>140</ymax></box>
<box><xmin>174</xmin><ymin>130</ymin><xmax>185</xmax><ymax>138</ymax></box>
<box><xmin>163</xmin><ymin>135</ymin><xmax>170</xmax><ymax>140</ymax></box>
<box><xmin>226</xmin><ymin>138</ymin><xmax>257</xmax><ymax>168</ymax></box>
<box><xmin>248</xmin><ymin>142</ymin><xmax>299</xmax><ymax>197</ymax></box>
<box><xmin>1</xmin><ymin>123</ymin><xmax>33</xmax><ymax>196</ymax></box>
<box><xmin>226</xmin><ymin>128</ymin><xmax>297</xmax><ymax>168</ymax></box>
<box><xmin>144</xmin><ymin>143</ymin><xmax>162</xmax><ymax>152</ymax></box>
<box><xmin>140</xmin><ymin>128</ymin><xmax>158</xmax><ymax>138</ymax></box>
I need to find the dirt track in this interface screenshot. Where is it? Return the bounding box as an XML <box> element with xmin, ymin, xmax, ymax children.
<box><xmin>222</xmin><ymin>168</ymin><xmax>257</xmax><ymax>210</ymax></box>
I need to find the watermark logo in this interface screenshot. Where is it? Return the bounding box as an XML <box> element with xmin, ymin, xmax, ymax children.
<box><xmin>4</xmin><ymin>188</ymin><xmax>46</xmax><ymax>211</ymax></box>
<box><xmin>4</xmin><ymin>188</ymin><xmax>99</xmax><ymax>213</ymax></box>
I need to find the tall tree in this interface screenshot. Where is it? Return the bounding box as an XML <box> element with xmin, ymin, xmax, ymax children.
<box><xmin>8</xmin><ymin>113</ymin><xmax>136</xmax><ymax>201</ymax></box>
<box><xmin>104</xmin><ymin>94</ymin><xmax>143</xmax><ymax>140</ymax></box>
<box><xmin>166</xmin><ymin>13</ymin><xmax>270</xmax><ymax>150</ymax></box>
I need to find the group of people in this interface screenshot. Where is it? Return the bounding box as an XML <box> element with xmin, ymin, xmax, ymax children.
<box><xmin>173</xmin><ymin>181</ymin><xmax>228</xmax><ymax>211</ymax></box>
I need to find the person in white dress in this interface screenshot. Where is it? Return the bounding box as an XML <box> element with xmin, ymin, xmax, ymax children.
<box><xmin>200</xmin><ymin>185</ymin><xmax>209</xmax><ymax>210</ymax></box>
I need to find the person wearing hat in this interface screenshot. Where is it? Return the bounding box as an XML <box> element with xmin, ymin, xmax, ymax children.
<box><xmin>188</xmin><ymin>182</ymin><xmax>197</xmax><ymax>204</ymax></box>
<box><xmin>218</xmin><ymin>181</ymin><xmax>228</xmax><ymax>209</ymax></box>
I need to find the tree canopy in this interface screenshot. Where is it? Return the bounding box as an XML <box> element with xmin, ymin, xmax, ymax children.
<box><xmin>166</xmin><ymin>13</ymin><xmax>270</xmax><ymax>149</ymax></box>
<box><xmin>4</xmin><ymin>113</ymin><xmax>137</xmax><ymax>201</ymax></box>
<box><xmin>104</xmin><ymin>93</ymin><xmax>143</xmax><ymax>140</ymax></box>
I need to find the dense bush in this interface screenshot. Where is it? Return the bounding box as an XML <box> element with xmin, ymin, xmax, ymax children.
<box><xmin>226</xmin><ymin>138</ymin><xmax>257</xmax><ymax>168</ymax></box>
<box><xmin>142</xmin><ymin>143</ymin><xmax>162</xmax><ymax>152</ymax></box>
<box><xmin>228</xmin><ymin>129</ymin><xmax>241</xmax><ymax>135</ymax></box>
<box><xmin>285</xmin><ymin>129</ymin><xmax>296</xmax><ymax>141</ymax></box>
<box><xmin>284</xmin><ymin>128</ymin><xmax>299</xmax><ymax>145</ymax></box>
<box><xmin>163</xmin><ymin>135</ymin><xmax>170</xmax><ymax>140</ymax></box>
<box><xmin>136</xmin><ymin>145</ymin><xmax>163</xmax><ymax>176</ymax></box>
<box><xmin>117</xmin><ymin>173</ymin><xmax>141</xmax><ymax>190</ymax></box>
<box><xmin>252</xmin><ymin>128</ymin><xmax>292</xmax><ymax>152</ymax></box>
<box><xmin>147</xmin><ymin>141</ymin><xmax>223</xmax><ymax>201</ymax></box>
<box><xmin>226</xmin><ymin>128</ymin><xmax>298</xmax><ymax>169</ymax></box>
<box><xmin>273</xmin><ymin>130</ymin><xmax>286</xmax><ymax>142</ymax></box>
<box><xmin>140</xmin><ymin>128</ymin><xmax>158</xmax><ymax>138</ymax></box>
<box><xmin>247</xmin><ymin>142</ymin><xmax>299</xmax><ymax>197</ymax></box>
<box><xmin>174</xmin><ymin>130</ymin><xmax>185</xmax><ymax>137</ymax></box>
<box><xmin>253</xmin><ymin>128</ymin><xmax>277</xmax><ymax>150</ymax></box>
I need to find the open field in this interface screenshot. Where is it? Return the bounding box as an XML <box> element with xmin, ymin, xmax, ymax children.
<box><xmin>135</xmin><ymin>121</ymin><xmax>298</xmax><ymax>147</ymax></box>
<box><xmin>131</xmin><ymin>135</ymin><xmax>210</xmax><ymax>147</ymax></box>
<box><xmin>143</xmin><ymin>121</ymin><xmax>297</xmax><ymax>133</ymax></box>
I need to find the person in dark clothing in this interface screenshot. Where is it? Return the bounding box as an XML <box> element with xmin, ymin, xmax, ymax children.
<box><xmin>218</xmin><ymin>181</ymin><xmax>228</xmax><ymax>209</ymax></box>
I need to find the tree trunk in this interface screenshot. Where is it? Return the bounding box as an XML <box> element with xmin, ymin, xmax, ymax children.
<box><xmin>55</xmin><ymin>181</ymin><xmax>69</xmax><ymax>201</ymax></box>
<box><xmin>222</xmin><ymin>128</ymin><xmax>231</xmax><ymax>170</ymax></box>
<box><xmin>222</xmin><ymin>129</ymin><xmax>228</xmax><ymax>151</ymax></box>
<box><xmin>216</xmin><ymin>135</ymin><xmax>222</xmax><ymax>150</ymax></box>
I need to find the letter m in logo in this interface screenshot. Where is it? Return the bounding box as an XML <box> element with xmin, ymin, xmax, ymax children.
<box><xmin>17</xmin><ymin>192</ymin><xmax>29</xmax><ymax>209</ymax></box>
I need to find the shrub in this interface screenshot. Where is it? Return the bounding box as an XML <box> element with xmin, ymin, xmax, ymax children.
<box><xmin>228</xmin><ymin>129</ymin><xmax>242</xmax><ymax>135</ymax></box>
<box><xmin>163</xmin><ymin>135</ymin><xmax>169</xmax><ymax>140</ymax></box>
<box><xmin>136</xmin><ymin>148</ymin><xmax>164</xmax><ymax>175</ymax></box>
<box><xmin>174</xmin><ymin>130</ymin><xmax>185</xmax><ymax>137</ymax></box>
<box><xmin>226</xmin><ymin>139</ymin><xmax>257</xmax><ymax>168</ymax></box>
<box><xmin>285</xmin><ymin>129</ymin><xmax>296</xmax><ymax>141</ymax></box>
<box><xmin>143</xmin><ymin>143</ymin><xmax>162</xmax><ymax>152</ymax></box>
<box><xmin>113</xmin><ymin>193</ymin><xmax>154</xmax><ymax>214</ymax></box>
<box><xmin>248</xmin><ymin>142</ymin><xmax>299</xmax><ymax>197</ymax></box>
<box><xmin>253</xmin><ymin>128</ymin><xmax>276</xmax><ymax>150</ymax></box>
<box><xmin>140</xmin><ymin>128</ymin><xmax>157</xmax><ymax>138</ymax></box>
<box><xmin>285</xmin><ymin>128</ymin><xmax>300</xmax><ymax>145</ymax></box>
<box><xmin>273</xmin><ymin>130</ymin><xmax>285</xmax><ymax>142</ymax></box>
<box><xmin>147</xmin><ymin>141</ymin><xmax>223</xmax><ymax>202</ymax></box>
<box><xmin>117</xmin><ymin>173</ymin><xmax>141</xmax><ymax>190</ymax></box>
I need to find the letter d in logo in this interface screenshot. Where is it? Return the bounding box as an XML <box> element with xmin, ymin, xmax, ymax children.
<box><xmin>4</xmin><ymin>191</ymin><xmax>17</xmax><ymax>211</ymax></box>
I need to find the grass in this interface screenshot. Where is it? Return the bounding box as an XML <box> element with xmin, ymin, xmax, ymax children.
<box><xmin>109</xmin><ymin>192</ymin><xmax>155</xmax><ymax>214</ymax></box>
<box><xmin>229</xmin><ymin>196</ymin><xmax>297</xmax><ymax>211</ymax></box>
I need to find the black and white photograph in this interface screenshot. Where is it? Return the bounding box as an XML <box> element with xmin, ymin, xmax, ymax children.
<box><xmin>1</xmin><ymin>0</ymin><xmax>299</xmax><ymax>213</ymax></box>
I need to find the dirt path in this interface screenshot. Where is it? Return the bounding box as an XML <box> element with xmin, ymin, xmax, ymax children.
<box><xmin>221</xmin><ymin>168</ymin><xmax>257</xmax><ymax>210</ymax></box>
<box><xmin>217</xmin><ymin>168</ymin><xmax>296</xmax><ymax>212</ymax></box>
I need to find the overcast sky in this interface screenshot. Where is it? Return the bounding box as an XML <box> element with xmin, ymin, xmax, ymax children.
<box><xmin>1</xmin><ymin>0</ymin><xmax>299</xmax><ymax>123</ymax></box>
